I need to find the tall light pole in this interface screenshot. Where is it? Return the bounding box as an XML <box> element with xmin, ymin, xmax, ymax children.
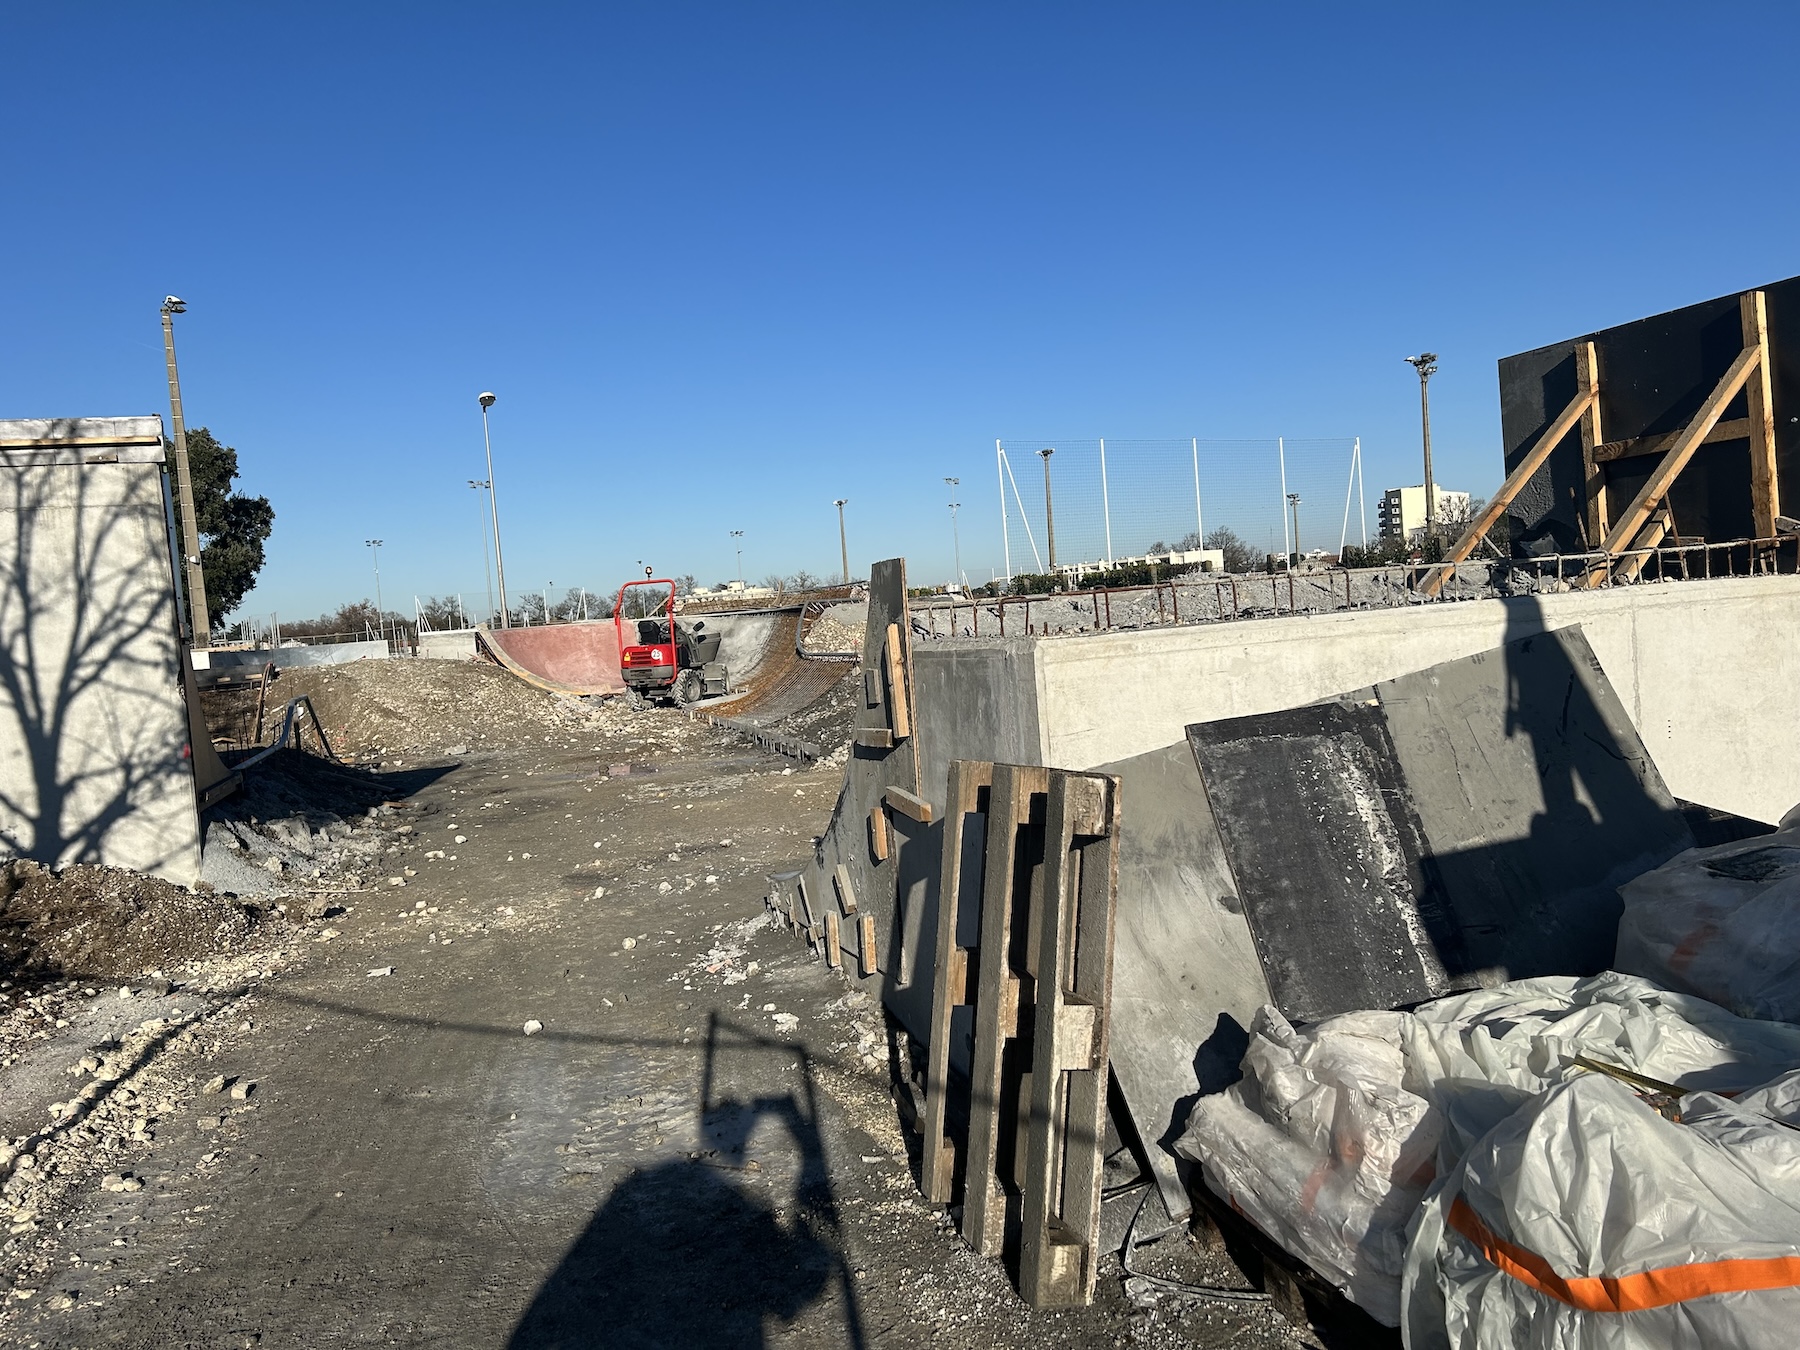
<box><xmin>833</xmin><ymin>499</ymin><xmax>849</xmax><ymax>585</ymax></box>
<box><xmin>948</xmin><ymin>501</ymin><xmax>964</xmax><ymax>589</ymax></box>
<box><xmin>159</xmin><ymin>296</ymin><xmax>211</xmax><ymax>649</ymax></box>
<box><xmin>1037</xmin><ymin>450</ymin><xmax>1056</xmax><ymax>570</ymax></box>
<box><xmin>478</xmin><ymin>392</ymin><xmax>510</xmax><ymax>626</ymax></box>
<box><xmin>1405</xmin><ymin>354</ymin><xmax>1439</xmax><ymax>547</ymax></box>
<box><xmin>730</xmin><ymin>529</ymin><xmax>744</xmax><ymax>586</ymax></box>
<box><xmin>468</xmin><ymin>479</ymin><xmax>495</xmax><ymax>625</ymax></box>
<box><xmin>365</xmin><ymin>539</ymin><xmax>385</xmax><ymax>643</ymax></box>
<box><xmin>1286</xmin><ymin>493</ymin><xmax>1302</xmax><ymax>565</ymax></box>
<box><xmin>545</xmin><ymin>582</ymin><xmax>554</xmax><ymax>626</ymax></box>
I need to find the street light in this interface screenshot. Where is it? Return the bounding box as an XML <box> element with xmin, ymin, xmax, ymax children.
<box><xmin>478</xmin><ymin>392</ymin><xmax>510</xmax><ymax>626</ymax></box>
<box><xmin>730</xmin><ymin>530</ymin><xmax>744</xmax><ymax>587</ymax></box>
<box><xmin>1404</xmin><ymin>354</ymin><xmax>1440</xmax><ymax>547</ymax></box>
<box><xmin>1037</xmin><ymin>451</ymin><xmax>1057</xmax><ymax>570</ymax></box>
<box><xmin>159</xmin><ymin>295</ymin><xmax>211</xmax><ymax>649</ymax></box>
<box><xmin>365</xmin><ymin>539</ymin><xmax>385</xmax><ymax>644</ymax></box>
<box><xmin>948</xmin><ymin>501</ymin><xmax>963</xmax><ymax>590</ymax></box>
<box><xmin>833</xmin><ymin>499</ymin><xmax>849</xmax><ymax>586</ymax></box>
<box><xmin>468</xmin><ymin>480</ymin><xmax>495</xmax><ymax>625</ymax></box>
<box><xmin>1286</xmin><ymin>494</ymin><xmax>1302</xmax><ymax>565</ymax></box>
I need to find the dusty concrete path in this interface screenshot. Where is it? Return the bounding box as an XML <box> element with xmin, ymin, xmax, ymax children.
<box><xmin>5</xmin><ymin>716</ymin><xmax>1302</xmax><ymax>1349</ymax></box>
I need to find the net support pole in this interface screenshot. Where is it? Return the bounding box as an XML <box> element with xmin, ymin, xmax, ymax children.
<box><xmin>1100</xmin><ymin>437</ymin><xmax>1113</xmax><ymax>564</ymax></box>
<box><xmin>997</xmin><ymin>439</ymin><xmax>1012</xmax><ymax>586</ymax></box>
<box><xmin>1193</xmin><ymin>437</ymin><xmax>1204</xmax><ymax>546</ymax></box>
<box><xmin>1279</xmin><ymin>437</ymin><xmax>1291</xmax><ymax>560</ymax></box>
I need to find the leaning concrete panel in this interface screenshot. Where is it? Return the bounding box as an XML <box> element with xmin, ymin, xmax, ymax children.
<box><xmin>0</xmin><ymin>421</ymin><xmax>201</xmax><ymax>883</ymax></box>
<box><xmin>1098</xmin><ymin>740</ymin><xmax>1269</xmax><ymax>1223</ymax></box>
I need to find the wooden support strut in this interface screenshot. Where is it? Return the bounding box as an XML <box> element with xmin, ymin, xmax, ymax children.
<box><xmin>1420</xmin><ymin>359</ymin><xmax>1598</xmax><ymax>598</ymax></box>
<box><xmin>1744</xmin><ymin>289</ymin><xmax>1781</xmax><ymax>541</ymax></box>
<box><xmin>1578</xmin><ymin>341</ymin><xmax>1607</xmax><ymax>547</ymax></box>
<box><xmin>1585</xmin><ymin>336</ymin><xmax>1764</xmax><ymax>587</ymax></box>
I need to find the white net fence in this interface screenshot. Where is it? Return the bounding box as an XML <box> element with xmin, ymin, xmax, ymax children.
<box><xmin>995</xmin><ymin>437</ymin><xmax>1367</xmax><ymax>577</ymax></box>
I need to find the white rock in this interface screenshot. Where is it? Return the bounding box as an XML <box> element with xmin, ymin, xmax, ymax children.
<box><xmin>762</xmin><ymin>1003</ymin><xmax>778</xmax><ymax>1012</ymax></box>
<box><xmin>522</xmin><ymin>1020</ymin><xmax>544</xmax><ymax>1036</ymax></box>
<box><xmin>621</xmin><ymin>937</ymin><xmax>637</xmax><ymax>949</ymax></box>
<box><xmin>772</xmin><ymin>1013</ymin><xmax>800</xmax><ymax>1034</ymax></box>
<box><xmin>368</xmin><ymin>966</ymin><xmax>395</xmax><ymax>978</ymax></box>
<box><xmin>229</xmin><ymin>1081</ymin><xmax>254</xmax><ymax>1101</ymax></box>
<box><xmin>657</xmin><ymin>881</ymin><xmax>673</xmax><ymax>894</ymax></box>
<box><xmin>455</xmin><ymin>835</ymin><xmax>468</xmax><ymax>845</ymax></box>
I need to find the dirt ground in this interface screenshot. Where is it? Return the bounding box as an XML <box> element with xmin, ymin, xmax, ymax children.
<box><xmin>0</xmin><ymin>663</ymin><xmax>1308</xmax><ymax>1350</ymax></box>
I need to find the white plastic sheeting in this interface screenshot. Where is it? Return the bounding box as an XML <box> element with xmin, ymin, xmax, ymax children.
<box><xmin>1403</xmin><ymin>1073</ymin><xmax>1800</xmax><ymax>1349</ymax></box>
<box><xmin>1615</xmin><ymin>814</ymin><xmax>1800</xmax><ymax>1022</ymax></box>
<box><xmin>1173</xmin><ymin>974</ymin><xmax>1800</xmax><ymax>1327</ymax></box>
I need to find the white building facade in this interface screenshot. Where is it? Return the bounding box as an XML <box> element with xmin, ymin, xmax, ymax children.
<box><xmin>1378</xmin><ymin>484</ymin><xmax>1471</xmax><ymax>543</ymax></box>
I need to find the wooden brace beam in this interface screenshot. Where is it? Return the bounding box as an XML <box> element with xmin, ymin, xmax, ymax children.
<box><xmin>1594</xmin><ymin>417</ymin><xmax>1751</xmax><ymax>464</ymax></box>
<box><xmin>1420</xmin><ymin>362</ymin><xmax>1598</xmax><ymax>598</ymax></box>
<box><xmin>1584</xmin><ymin>338</ymin><xmax>1763</xmax><ymax>587</ymax></box>
<box><xmin>1744</xmin><ymin>290</ymin><xmax>1781</xmax><ymax>540</ymax></box>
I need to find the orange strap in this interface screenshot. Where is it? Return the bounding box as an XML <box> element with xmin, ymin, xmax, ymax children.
<box><xmin>1449</xmin><ymin>1195</ymin><xmax>1800</xmax><ymax>1312</ymax></box>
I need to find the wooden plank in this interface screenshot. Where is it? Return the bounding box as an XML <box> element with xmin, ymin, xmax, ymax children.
<box><xmin>858</xmin><ymin>914</ymin><xmax>878</xmax><ymax>976</ymax></box>
<box><xmin>1019</xmin><ymin>771</ymin><xmax>1121</xmax><ymax>1308</ymax></box>
<box><xmin>922</xmin><ymin>760</ymin><xmax>992</xmax><ymax>1203</ymax></box>
<box><xmin>832</xmin><ymin>862</ymin><xmax>859</xmax><ymax>915</ymax></box>
<box><xmin>884</xmin><ymin>622</ymin><xmax>913</xmax><ymax>740</ymax></box>
<box><xmin>1593</xmin><ymin>416</ymin><xmax>1751</xmax><ymax>463</ymax></box>
<box><xmin>855</xmin><ymin>727</ymin><xmax>895</xmax><ymax>750</ymax></box>
<box><xmin>1577</xmin><ymin>341</ymin><xmax>1608</xmax><ymax>547</ymax></box>
<box><xmin>883</xmin><ymin>786</ymin><xmax>935</xmax><ymax>823</ymax></box>
<box><xmin>963</xmin><ymin>763</ymin><xmax>1050</xmax><ymax>1259</ymax></box>
<box><xmin>1583</xmin><ymin>342</ymin><xmax>1762</xmax><ymax>587</ymax></box>
<box><xmin>824</xmin><ymin>910</ymin><xmax>842</xmax><ymax>970</ymax></box>
<box><xmin>1744</xmin><ymin>290</ymin><xmax>1780</xmax><ymax>540</ymax></box>
<box><xmin>868</xmin><ymin>805</ymin><xmax>889</xmax><ymax>861</ymax></box>
<box><xmin>1420</xmin><ymin>379</ymin><xmax>1596</xmax><ymax>597</ymax></box>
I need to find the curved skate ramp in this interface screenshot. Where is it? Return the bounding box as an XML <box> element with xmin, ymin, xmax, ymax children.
<box><xmin>478</xmin><ymin>623</ymin><xmax>626</xmax><ymax>696</ymax></box>
<box><xmin>706</xmin><ymin>608</ymin><xmax>851</xmax><ymax>723</ymax></box>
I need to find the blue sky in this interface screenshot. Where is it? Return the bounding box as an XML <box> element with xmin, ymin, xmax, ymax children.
<box><xmin>4</xmin><ymin>4</ymin><xmax>1796</xmax><ymax>619</ymax></box>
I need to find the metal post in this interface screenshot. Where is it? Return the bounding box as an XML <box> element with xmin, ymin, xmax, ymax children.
<box><xmin>996</xmin><ymin>440</ymin><xmax>1012</xmax><ymax>586</ymax></box>
<box><xmin>949</xmin><ymin>501</ymin><xmax>963</xmax><ymax>589</ymax></box>
<box><xmin>1406</xmin><ymin>355</ymin><xmax>1439</xmax><ymax>547</ymax></box>
<box><xmin>834</xmin><ymin>499</ymin><xmax>850</xmax><ymax>585</ymax></box>
<box><xmin>479</xmin><ymin>393</ymin><xmax>509</xmax><ymax>626</ymax></box>
<box><xmin>1278</xmin><ymin>437</ymin><xmax>1290</xmax><ymax>561</ymax></box>
<box><xmin>469</xmin><ymin>479</ymin><xmax>494</xmax><ymax>624</ymax></box>
<box><xmin>1039</xmin><ymin>449</ymin><xmax>1057</xmax><ymax>571</ymax></box>
<box><xmin>366</xmin><ymin>539</ymin><xmax>385</xmax><ymax>644</ymax></box>
<box><xmin>1287</xmin><ymin>493</ymin><xmax>1302</xmax><ymax>564</ymax></box>
<box><xmin>1099</xmin><ymin>438</ymin><xmax>1113</xmax><ymax>564</ymax></box>
<box><xmin>159</xmin><ymin>298</ymin><xmax>211</xmax><ymax>648</ymax></box>
<box><xmin>545</xmin><ymin>583</ymin><xmax>553</xmax><ymax>625</ymax></box>
<box><xmin>731</xmin><ymin>529</ymin><xmax>744</xmax><ymax>587</ymax></box>
<box><xmin>1192</xmin><ymin>437</ymin><xmax>1204</xmax><ymax>548</ymax></box>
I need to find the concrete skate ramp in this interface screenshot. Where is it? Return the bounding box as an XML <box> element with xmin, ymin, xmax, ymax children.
<box><xmin>0</xmin><ymin>418</ymin><xmax>204</xmax><ymax>884</ymax></box>
<box><xmin>479</xmin><ymin>622</ymin><xmax>626</xmax><ymax>696</ymax></box>
<box><xmin>701</xmin><ymin>608</ymin><xmax>849</xmax><ymax>724</ymax></box>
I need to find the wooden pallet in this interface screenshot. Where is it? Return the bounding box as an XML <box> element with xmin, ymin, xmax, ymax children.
<box><xmin>922</xmin><ymin>760</ymin><xmax>1121</xmax><ymax>1307</ymax></box>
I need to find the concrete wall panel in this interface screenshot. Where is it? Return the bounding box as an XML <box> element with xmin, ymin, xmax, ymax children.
<box><xmin>0</xmin><ymin>457</ymin><xmax>200</xmax><ymax>882</ymax></box>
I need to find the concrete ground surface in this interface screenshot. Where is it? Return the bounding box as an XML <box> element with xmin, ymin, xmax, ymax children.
<box><xmin>1</xmin><ymin>703</ymin><xmax>1307</xmax><ymax>1349</ymax></box>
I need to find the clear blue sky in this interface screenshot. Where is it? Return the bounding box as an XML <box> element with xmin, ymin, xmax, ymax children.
<box><xmin>4</xmin><ymin>4</ymin><xmax>1796</xmax><ymax>619</ymax></box>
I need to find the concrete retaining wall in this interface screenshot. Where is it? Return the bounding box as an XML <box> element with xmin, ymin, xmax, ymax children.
<box><xmin>913</xmin><ymin>575</ymin><xmax>1800</xmax><ymax>824</ymax></box>
<box><xmin>417</xmin><ymin>630</ymin><xmax>478</xmax><ymax>660</ymax></box>
<box><xmin>202</xmin><ymin>641</ymin><xmax>389</xmax><ymax>670</ymax></box>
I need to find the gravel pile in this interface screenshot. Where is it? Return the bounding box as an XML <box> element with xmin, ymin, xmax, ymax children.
<box><xmin>271</xmin><ymin>658</ymin><xmax>623</xmax><ymax>759</ymax></box>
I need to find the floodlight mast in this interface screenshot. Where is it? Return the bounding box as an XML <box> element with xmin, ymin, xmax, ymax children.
<box><xmin>1405</xmin><ymin>354</ymin><xmax>1440</xmax><ymax>547</ymax></box>
<box><xmin>160</xmin><ymin>296</ymin><xmax>211</xmax><ymax>648</ymax></box>
<box><xmin>478</xmin><ymin>392</ymin><xmax>509</xmax><ymax>626</ymax></box>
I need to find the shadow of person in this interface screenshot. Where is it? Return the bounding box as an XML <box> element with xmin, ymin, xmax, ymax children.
<box><xmin>506</xmin><ymin>1156</ymin><xmax>833</xmax><ymax>1350</ymax></box>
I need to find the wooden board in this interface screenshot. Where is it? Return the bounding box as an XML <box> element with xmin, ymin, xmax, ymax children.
<box><xmin>1018</xmin><ymin>771</ymin><xmax>1121</xmax><ymax>1309</ymax></box>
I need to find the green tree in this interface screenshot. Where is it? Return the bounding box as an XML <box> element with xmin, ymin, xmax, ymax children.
<box><xmin>178</xmin><ymin>427</ymin><xmax>274</xmax><ymax>629</ymax></box>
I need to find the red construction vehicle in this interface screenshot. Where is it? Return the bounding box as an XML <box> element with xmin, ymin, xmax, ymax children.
<box><xmin>614</xmin><ymin>577</ymin><xmax>728</xmax><ymax>704</ymax></box>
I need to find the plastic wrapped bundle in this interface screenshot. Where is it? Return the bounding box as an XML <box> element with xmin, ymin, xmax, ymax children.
<box><xmin>1174</xmin><ymin>1006</ymin><xmax>1439</xmax><ymax>1325</ymax></box>
<box><xmin>1403</xmin><ymin>1073</ymin><xmax>1800</xmax><ymax>1350</ymax></box>
<box><xmin>1174</xmin><ymin>975</ymin><xmax>1800</xmax><ymax>1326</ymax></box>
<box><xmin>1615</xmin><ymin>816</ymin><xmax>1800</xmax><ymax>1022</ymax></box>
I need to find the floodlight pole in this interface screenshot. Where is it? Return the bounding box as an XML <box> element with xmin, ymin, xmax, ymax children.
<box><xmin>834</xmin><ymin>500</ymin><xmax>849</xmax><ymax>585</ymax></box>
<box><xmin>1286</xmin><ymin>494</ymin><xmax>1302</xmax><ymax>564</ymax></box>
<box><xmin>1038</xmin><ymin>450</ymin><xmax>1057</xmax><ymax>570</ymax></box>
<box><xmin>160</xmin><ymin>298</ymin><xmax>211</xmax><ymax>648</ymax></box>
<box><xmin>731</xmin><ymin>529</ymin><xmax>744</xmax><ymax>586</ymax></box>
<box><xmin>479</xmin><ymin>392</ymin><xmax>509</xmax><ymax>626</ymax></box>
<box><xmin>944</xmin><ymin>478</ymin><xmax>963</xmax><ymax>587</ymax></box>
<box><xmin>1405</xmin><ymin>354</ymin><xmax>1440</xmax><ymax>546</ymax></box>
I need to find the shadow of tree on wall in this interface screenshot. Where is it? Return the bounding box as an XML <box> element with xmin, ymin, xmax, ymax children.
<box><xmin>0</xmin><ymin>457</ymin><xmax>189</xmax><ymax>874</ymax></box>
